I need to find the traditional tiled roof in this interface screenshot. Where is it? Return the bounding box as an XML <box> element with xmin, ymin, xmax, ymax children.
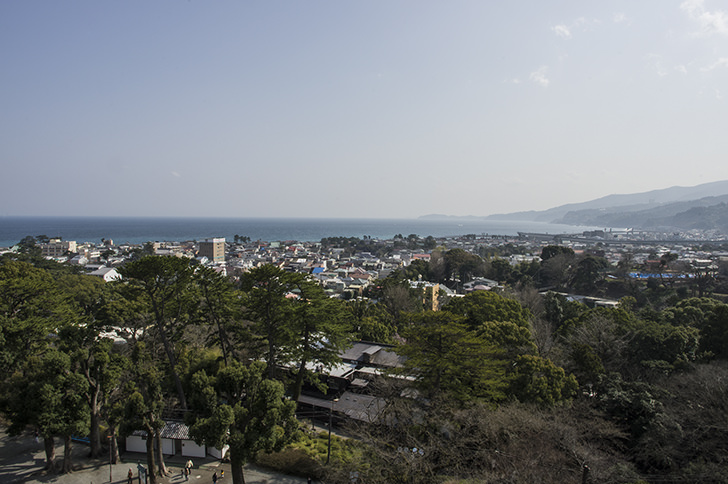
<box><xmin>340</xmin><ymin>342</ymin><xmax>404</xmax><ymax>368</ymax></box>
<box><xmin>131</xmin><ymin>421</ymin><xmax>191</xmax><ymax>440</ymax></box>
<box><xmin>297</xmin><ymin>391</ymin><xmax>385</xmax><ymax>423</ymax></box>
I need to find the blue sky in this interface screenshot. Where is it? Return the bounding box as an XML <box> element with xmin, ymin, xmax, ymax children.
<box><xmin>2</xmin><ymin>1</ymin><xmax>728</xmax><ymax>218</ymax></box>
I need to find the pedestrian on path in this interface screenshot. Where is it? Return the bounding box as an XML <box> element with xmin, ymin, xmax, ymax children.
<box><xmin>213</xmin><ymin>471</ymin><xmax>218</xmax><ymax>484</ymax></box>
<box><xmin>128</xmin><ymin>468</ymin><xmax>134</xmax><ymax>484</ymax></box>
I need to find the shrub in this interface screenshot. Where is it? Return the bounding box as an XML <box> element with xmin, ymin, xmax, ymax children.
<box><xmin>255</xmin><ymin>447</ymin><xmax>322</xmax><ymax>478</ymax></box>
<box><xmin>256</xmin><ymin>428</ymin><xmax>361</xmax><ymax>479</ymax></box>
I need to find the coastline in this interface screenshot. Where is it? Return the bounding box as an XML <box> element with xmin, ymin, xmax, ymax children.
<box><xmin>0</xmin><ymin>216</ymin><xmax>599</xmax><ymax>248</ymax></box>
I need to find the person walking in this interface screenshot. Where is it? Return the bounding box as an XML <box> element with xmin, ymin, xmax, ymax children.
<box><xmin>127</xmin><ymin>468</ymin><xmax>134</xmax><ymax>484</ymax></box>
<box><xmin>212</xmin><ymin>471</ymin><xmax>218</xmax><ymax>484</ymax></box>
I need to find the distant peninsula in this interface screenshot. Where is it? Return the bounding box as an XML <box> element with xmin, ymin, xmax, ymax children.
<box><xmin>422</xmin><ymin>180</ymin><xmax>728</xmax><ymax>233</ymax></box>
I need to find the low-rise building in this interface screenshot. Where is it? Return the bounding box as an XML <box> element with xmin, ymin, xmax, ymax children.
<box><xmin>87</xmin><ymin>266</ymin><xmax>121</xmax><ymax>282</ymax></box>
<box><xmin>41</xmin><ymin>239</ymin><xmax>77</xmax><ymax>258</ymax></box>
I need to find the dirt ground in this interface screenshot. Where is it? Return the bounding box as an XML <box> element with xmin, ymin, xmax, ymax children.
<box><xmin>0</xmin><ymin>428</ymin><xmax>312</xmax><ymax>484</ymax></box>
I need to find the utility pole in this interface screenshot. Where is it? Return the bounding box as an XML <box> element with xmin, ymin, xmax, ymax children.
<box><xmin>326</xmin><ymin>398</ymin><xmax>339</xmax><ymax>465</ymax></box>
<box><xmin>109</xmin><ymin>436</ymin><xmax>112</xmax><ymax>483</ymax></box>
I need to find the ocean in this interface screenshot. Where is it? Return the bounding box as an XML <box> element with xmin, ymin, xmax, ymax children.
<box><xmin>0</xmin><ymin>216</ymin><xmax>598</xmax><ymax>248</ymax></box>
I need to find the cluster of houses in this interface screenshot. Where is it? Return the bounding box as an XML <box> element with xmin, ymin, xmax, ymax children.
<box><xmin>26</xmin><ymin>237</ymin><xmax>446</xmax><ymax>299</ymax></box>
<box><xmin>6</xmin><ymin>231</ymin><xmax>728</xmax><ymax>459</ymax></box>
<box><xmin>12</xmin><ymin>231</ymin><xmax>726</xmax><ymax>294</ymax></box>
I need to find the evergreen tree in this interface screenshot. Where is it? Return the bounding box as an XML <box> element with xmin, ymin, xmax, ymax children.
<box><xmin>396</xmin><ymin>311</ymin><xmax>508</xmax><ymax>403</ymax></box>
<box><xmin>0</xmin><ymin>260</ymin><xmax>72</xmax><ymax>372</ymax></box>
<box><xmin>194</xmin><ymin>266</ymin><xmax>243</xmax><ymax>366</ymax></box>
<box><xmin>119</xmin><ymin>255</ymin><xmax>196</xmax><ymax>409</ymax></box>
<box><xmin>187</xmin><ymin>360</ymin><xmax>298</xmax><ymax>484</ymax></box>
<box><xmin>5</xmin><ymin>349</ymin><xmax>90</xmax><ymax>473</ymax></box>
<box><xmin>284</xmin><ymin>278</ymin><xmax>352</xmax><ymax>401</ymax></box>
<box><xmin>122</xmin><ymin>342</ymin><xmax>167</xmax><ymax>483</ymax></box>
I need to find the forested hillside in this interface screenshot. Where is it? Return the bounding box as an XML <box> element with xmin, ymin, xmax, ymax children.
<box><xmin>485</xmin><ymin>180</ymin><xmax>728</xmax><ymax>232</ymax></box>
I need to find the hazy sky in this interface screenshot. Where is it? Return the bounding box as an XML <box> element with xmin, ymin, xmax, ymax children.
<box><xmin>2</xmin><ymin>1</ymin><xmax>728</xmax><ymax>219</ymax></box>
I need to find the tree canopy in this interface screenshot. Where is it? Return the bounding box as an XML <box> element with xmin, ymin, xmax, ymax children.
<box><xmin>187</xmin><ymin>360</ymin><xmax>297</xmax><ymax>484</ymax></box>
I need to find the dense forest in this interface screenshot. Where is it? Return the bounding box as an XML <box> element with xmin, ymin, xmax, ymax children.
<box><xmin>2</xmin><ymin>240</ymin><xmax>728</xmax><ymax>484</ymax></box>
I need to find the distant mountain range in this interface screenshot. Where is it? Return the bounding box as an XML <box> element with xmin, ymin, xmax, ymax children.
<box><xmin>421</xmin><ymin>180</ymin><xmax>728</xmax><ymax>232</ymax></box>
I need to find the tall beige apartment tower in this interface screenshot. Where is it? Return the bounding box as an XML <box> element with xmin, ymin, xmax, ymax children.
<box><xmin>198</xmin><ymin>237</ymin><xmax>225</xmax><ymax>262</ymax></box>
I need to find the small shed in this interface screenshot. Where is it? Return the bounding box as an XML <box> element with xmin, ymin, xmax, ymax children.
<box><xmin>125</xmin><ymin>434</ymin><xmax>147</xmax><ymax>454</ymax></box>
<box><xmin>126</xmin><ymin>431</ymin><xmax>174</xmax><ymax>456</ymax></box>
<box><xmin>125</xmin><ymin>421</ymin><xmax>225</xmax><ymax>459</ymax></box>
<box><xmin>161</xmin><ymin>421</ymin><xmax>206</xmax><ymax>458</ymax></box>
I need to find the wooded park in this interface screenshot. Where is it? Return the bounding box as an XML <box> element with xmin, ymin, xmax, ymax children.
<box><xmin>2</xmin><ymin>242</ymin><xmax>728</xmax><ymax>484</ymax></box>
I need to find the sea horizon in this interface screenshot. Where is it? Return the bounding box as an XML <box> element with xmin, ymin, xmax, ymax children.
<box><xmin>0</xmin><ymin>216</ymin><xmax>603</xmax><ymax>248</ymax></box>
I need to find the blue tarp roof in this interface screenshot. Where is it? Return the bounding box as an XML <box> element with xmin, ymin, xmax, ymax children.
<box><xmin>629</xmin><ymin>272</ymin><xmax>692</xmax><ymax>279</ymax></box>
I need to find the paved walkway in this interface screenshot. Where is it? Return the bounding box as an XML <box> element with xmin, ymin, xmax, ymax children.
<box><xmin>0</xmin><ymin>429</ymin><xmax>313</xmax><ymax>484</ymax></box>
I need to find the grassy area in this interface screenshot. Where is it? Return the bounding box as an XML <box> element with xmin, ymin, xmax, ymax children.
<box><xmin>256</xmin><ymin>428</ymin><xmax>362</xmax><ymax>479</ymax></box>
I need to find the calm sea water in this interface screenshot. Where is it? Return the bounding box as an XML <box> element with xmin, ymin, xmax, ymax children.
<box><xmin>0</xmin><ymin>217</ymin><xmax>598</xmax><ymax>248</ymax></box>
